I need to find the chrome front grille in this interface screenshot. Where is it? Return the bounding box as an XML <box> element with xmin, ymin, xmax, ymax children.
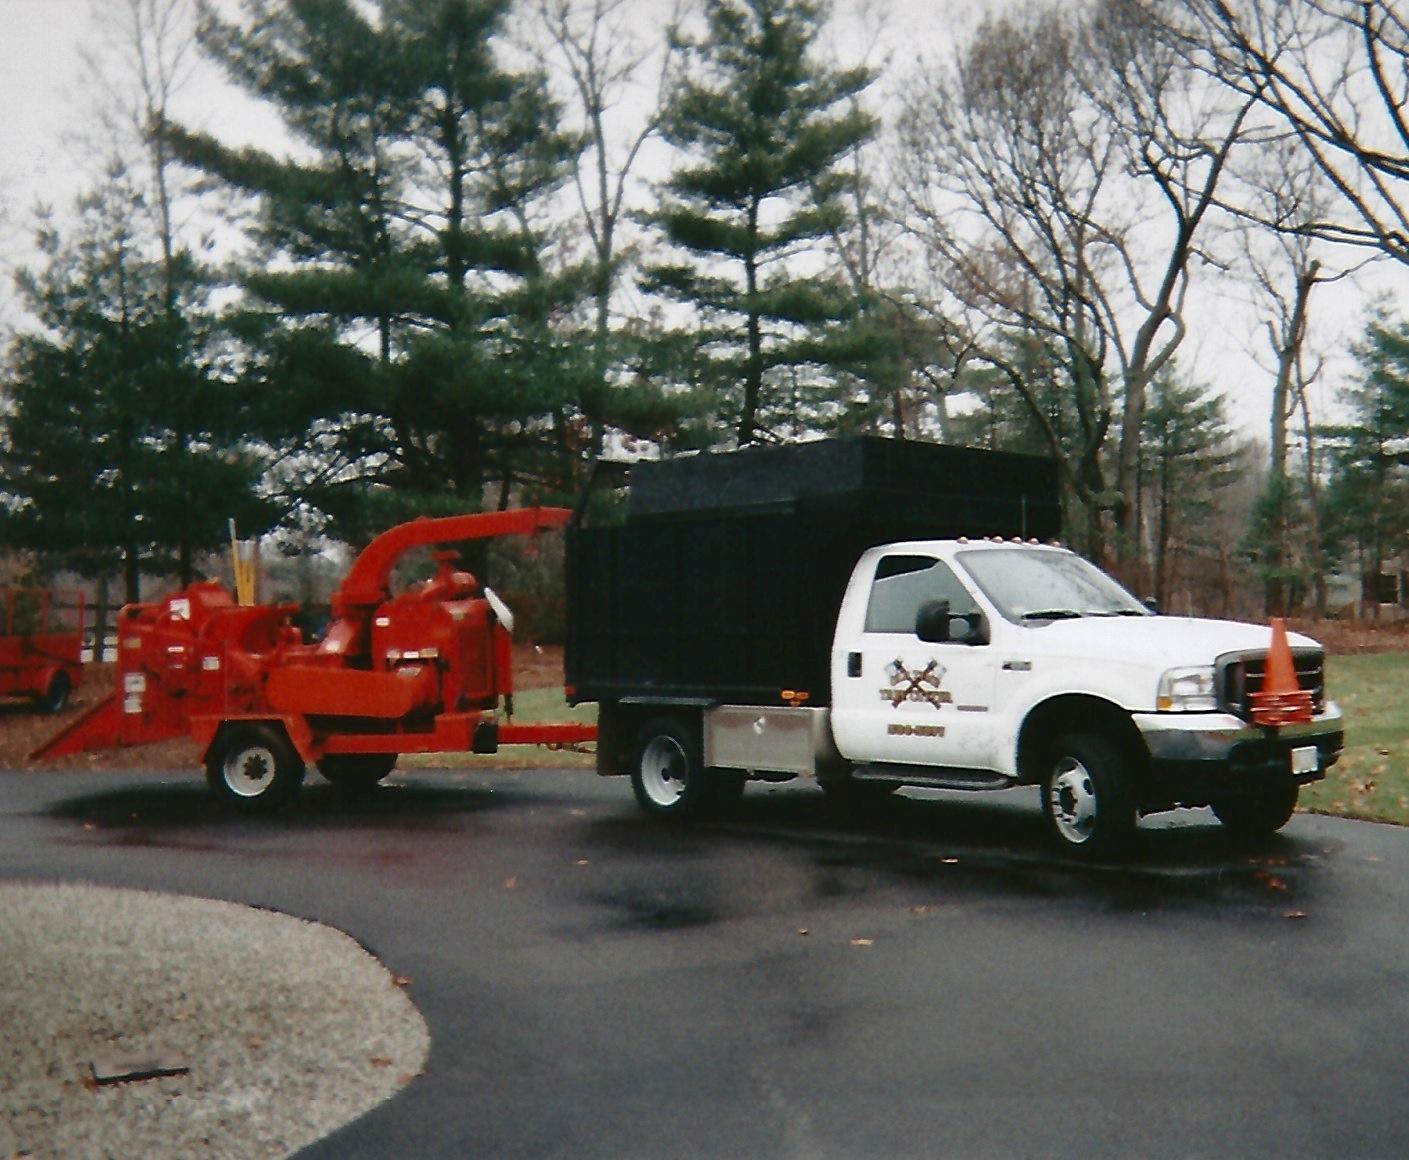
<box><xmin>1218</xmin><ymin>649</ymin><xmax>1325</xmax><ymax>720</ymax></box>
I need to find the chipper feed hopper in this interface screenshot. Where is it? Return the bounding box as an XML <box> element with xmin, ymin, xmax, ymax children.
<box><xmin>33</xmin><ymin>508</ymin><xmax>595</xmax><ymax>810</ymax></box>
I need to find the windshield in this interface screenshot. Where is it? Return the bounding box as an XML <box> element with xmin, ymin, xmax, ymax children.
<box><xmin>956</xmin><ymin>549</ymin><xmax>1149</xmax><ymax>622</ymax></box>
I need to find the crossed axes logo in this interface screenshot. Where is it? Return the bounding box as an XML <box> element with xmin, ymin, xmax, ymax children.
<box><xmin>880</xmin><ymin>659</ymin><xmax>953</xmax><ymax>709</ymax></box>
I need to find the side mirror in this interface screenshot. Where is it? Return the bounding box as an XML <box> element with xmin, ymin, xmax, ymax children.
<box><xmin>915</xmin><ymin>599</ymin><xmax>952</xmax><ymax>643</ymax></box>
<box><xmin>917</xmin><ymin>598</ymin><xmax>990</xmax><ymax>645</ymax></box>
<box><xmin>1143</xmin><ymin>596</ymin><xmax>1159</xmax><ymax>614</ymax></box>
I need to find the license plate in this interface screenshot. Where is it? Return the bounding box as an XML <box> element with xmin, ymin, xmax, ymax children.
<box><xmin>1291</xmin><ymin>745</ymin><xmax>1319</xmax><ymax>775</ymax></box>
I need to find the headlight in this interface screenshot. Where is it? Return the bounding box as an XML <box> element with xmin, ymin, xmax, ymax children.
<box><xmin>1157</xmin><ymin>666</ymin><xmax>1218</xmax><ymax>712</ymax></box>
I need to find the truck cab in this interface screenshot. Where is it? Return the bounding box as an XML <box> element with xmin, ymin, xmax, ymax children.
<box><xmin>827</xmin><ymin>539</ymin><xmax>1342</xmax><ymax>853</ymax></box>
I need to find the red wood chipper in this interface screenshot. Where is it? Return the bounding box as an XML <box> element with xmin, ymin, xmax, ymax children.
<box><xmin>32</xmin><ymin>508</ymin><xmax>595</xmax><ymax>811</ymax></box>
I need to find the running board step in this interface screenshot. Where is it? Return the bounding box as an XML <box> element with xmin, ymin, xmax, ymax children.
<box><xmin>852</xmin><ymin>765</ymin><xmax>1016</xmax><ymax>792</ymax></box>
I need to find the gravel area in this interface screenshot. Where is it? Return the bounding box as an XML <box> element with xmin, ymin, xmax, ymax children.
<box><xmin>0</xmin><ymin>883</ymin><xmax>430</xmax><ymax>1158</ymax></box>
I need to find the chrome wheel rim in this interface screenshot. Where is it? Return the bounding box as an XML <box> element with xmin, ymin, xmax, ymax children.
<box><xmin>224</xmin><ymin>745</ymin><xmax>277</xmax><ymax>799</ymax></box>
<box><xmin>1049</xmin><ymin>757</ymin><xmax>1098</xmax><ymax>845</ymax></box>
<box><xmin>639</xmin><ymin>736</ymin><xmax>688</xmax><ymax>807</ymax></box>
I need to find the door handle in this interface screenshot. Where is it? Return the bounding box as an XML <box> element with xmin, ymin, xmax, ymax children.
<box><xmin>847</xmin><ymin>652</ymin><xmax>862</xmax><ymax>678</ymax></box>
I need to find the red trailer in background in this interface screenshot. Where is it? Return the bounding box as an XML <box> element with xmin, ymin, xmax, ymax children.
<box><xmin>0</xmin><ymin>588</ymin><xmax>85</xmax><ymax>713</ymax></box>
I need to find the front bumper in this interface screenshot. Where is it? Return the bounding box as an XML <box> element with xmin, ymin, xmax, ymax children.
<box><xmin>1131</xmin><ymin>702</ymin><xmax>1344</xmax><ymax>809</ymax></box>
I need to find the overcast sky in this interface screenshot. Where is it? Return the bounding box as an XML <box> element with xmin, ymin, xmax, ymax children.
<box><xmin>0</xmin><ymin>0</ymin><xmax>1398</xmax><ymax>436</ymax></box>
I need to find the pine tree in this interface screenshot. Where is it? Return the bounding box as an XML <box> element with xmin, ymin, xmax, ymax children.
<box><xmin>641</xmin><ymin>0</ymin><xmax>876</xmax><ymax>445</ymax></box>
<box><xmin>1322</xmin><ymin>313</ymin><xmax>1409</xmax><ymax>610</ymax></box>
<box><xmin>0</xmin><ymin>166</ymin><xmax>271</xmax><ymax>600</ymax></box>
<box><xmin>1140</xmin><ymin>375</ymin><xmax>1240</xmax><ymax>610</ymax></box>
<box><xmin>174</xmin><ymin>0</ymin><xmax>587</xmax><ymax>536</ymax></box>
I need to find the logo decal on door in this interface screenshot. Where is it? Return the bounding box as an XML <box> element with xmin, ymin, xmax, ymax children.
<box><xmin>880</xmin><ymin>659</ymin><xmax>953</xmax><ymax>709</ymax></box>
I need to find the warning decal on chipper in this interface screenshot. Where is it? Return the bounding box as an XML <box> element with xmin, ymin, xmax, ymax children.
<box><xmin>880</xmin><ymin>660</ymin><xmax>953</xmax><ymax>709</ymax></box>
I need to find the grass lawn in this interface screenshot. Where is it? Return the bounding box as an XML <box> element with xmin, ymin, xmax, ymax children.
<box><xmin>1300</xmin><ymin>651</ymin><xmax>1409</xmax><ymax>826</ymax></box>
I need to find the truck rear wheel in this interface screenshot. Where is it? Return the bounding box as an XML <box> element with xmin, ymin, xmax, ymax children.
<box><xmin>630</xmin><ymin>716</ymin><xmax>741</xmax><ymax>821</ymax></box>
<box><xmin>319</xmin><ymin>754</ymin><xmax>397</xmax><ymax>793</ymax></box>
<box><xmin>1042</xmin><ymin>732</ymin><xmax>1135</xmax><ymax>858</ymax></box>
<box><xmin>1212</xmin><ymin>783</ymin><xmax>1298</xmax><ymax>838</ymax></box>
<box><xmin>206</xmin><ymin>723</ymin><xmax>306</xmax><ymax>812</ymax></box>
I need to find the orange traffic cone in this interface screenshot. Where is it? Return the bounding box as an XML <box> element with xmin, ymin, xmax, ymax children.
<box><xmin>1249</xmin><ymin>617</ymin><xmax>1315</xmax><ymax>727</ymax></box>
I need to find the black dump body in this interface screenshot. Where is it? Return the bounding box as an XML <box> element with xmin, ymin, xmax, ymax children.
<box><xmin>566</xmin><ymin>438</ymin><xmax>1059</xmax><ymax>708</ymax></box>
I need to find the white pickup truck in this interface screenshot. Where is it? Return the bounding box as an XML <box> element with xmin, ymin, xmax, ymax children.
<box><xmin>568</xmin><ymin>440</ymin><xmax>1344</xmax><ymax>856</ymax></box>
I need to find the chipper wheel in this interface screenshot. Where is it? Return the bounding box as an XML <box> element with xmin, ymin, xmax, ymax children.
<box><xmin>318</xmin><ymin>754</ymin><xmax>398</xmax><ymax>794</ymax></box>
<box><xmin>205</xmin><ymin>723</ymin><xmax>306</xmax><ymax>812</ymax></box>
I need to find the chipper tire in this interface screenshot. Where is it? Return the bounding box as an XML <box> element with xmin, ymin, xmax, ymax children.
<box><xmin>319</xmin><ymin>754</ymin><xmax>398</xmax><ymax>794</ymax></box>
<box><xmin>206</xmin><ymin>723</ymin><xmax>306</xmax><ymax>813</ymax></box>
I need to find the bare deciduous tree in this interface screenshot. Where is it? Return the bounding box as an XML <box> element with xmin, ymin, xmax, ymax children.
<box><xmin>1220</xmin><ymin>115</ymin><xmax>1384</xmax><ymax>617</ymax></box>
<box><xmin>1161</xmin><ymin>0</ymin><xmax>1409</xmax><ymax>264</ymax></box>
<box><xmin>84</xmin><ymin>0</ymin><xmax>200</xmax><ymax>312</ymax></box>
<box><xmin>895</xmin><ymin>0</ymin><xmax>1257</xmax><ymax>568</ymax></box>
<box><xmin>536</xmin><ymin>0</ymin><xmax>683</xmax><ymax>457</ymax></box>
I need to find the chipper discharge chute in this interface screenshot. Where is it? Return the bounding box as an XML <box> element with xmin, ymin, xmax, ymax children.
<box><xmin>32</xmin><ymin>508</ymin><xmax>596</xmax><ymax>811</ymax></box>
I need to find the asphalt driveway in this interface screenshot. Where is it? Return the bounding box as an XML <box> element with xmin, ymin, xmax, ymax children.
<box><xmin>2</xmin><ymin>767</ymin><xmax>1407</xmax><ymax>1158</ymax></box>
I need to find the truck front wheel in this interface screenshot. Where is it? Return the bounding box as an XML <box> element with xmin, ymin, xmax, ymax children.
<box><xmin>1212</xmin><ymin>783</ymin><xmax>1298</xmax><ymax>838</ymax></box>
<box><xmin>206</xmin><ymin>724</ymin><xmax>306</xmax><ymax>812</ymax></box>
<box><xmin>631</xmin><ymin>716</ymin><xmax>741</xmax><ymax>821</ymax></box>
<box><xmin>1042</xmin><ymin>733</ymin><xmax>1136</xmax><ymax>858</ymax></box>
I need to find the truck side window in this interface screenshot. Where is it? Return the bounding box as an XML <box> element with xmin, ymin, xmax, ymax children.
<box><xmin>864</xmin><ymin>555</ymin><xmax>979</xmax><ymax>634</ymax></box>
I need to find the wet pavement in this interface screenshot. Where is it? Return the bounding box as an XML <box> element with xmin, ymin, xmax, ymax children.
<box><xmin>3</xmin><ymin>767</ymin><xmax>1408</xmax><ymax>1158</ymax></box>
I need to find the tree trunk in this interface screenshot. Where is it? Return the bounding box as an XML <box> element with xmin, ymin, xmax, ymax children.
<box><xmin>1265</xmin><ymin>261</ymin><xmax>1318</xmax><ymax>617</ymax></box>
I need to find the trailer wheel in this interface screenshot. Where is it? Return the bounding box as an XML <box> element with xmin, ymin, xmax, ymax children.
<box><xmin>1212</xmin><ymin>783</ymin><xmax>1298</xmax><ymax>838</ymax></box>
<box><xmin>37</xmin><ymin>671</ymin><xmax>71</xmax><ymax>714</ymax></box>
<box><xmin>206</xmin><ymin>724</ymin><xmax>305</xmax><ymax>812</ymax></box>
<box><xmin>630</xmin><ymin>716</ymin><xmax>741</xmax><ymax>821</ymax></box>
<box><xmin>319</xmin><ymin>754</ymin><xmax>398</xmax><ymax>793</ymax></box>
<box><xmin>1042</xmin><ymin>732</ymin><xmax>1135</xmax><ymax>858</ymax></box>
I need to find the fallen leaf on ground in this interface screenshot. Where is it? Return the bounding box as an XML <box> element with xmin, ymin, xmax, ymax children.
<box><xmin>850</xmin><ymin>938</ymin><xmax>874</xmax><ymax>947</ymax></box>
<box><xmin>393</xmin><ymin>975</ymin><xmax>411</xmax><ymax>988</ymax></box>
<box><xmin>369</xmin><ymin>1056</ymin><xmax>392</xmax><ymax>1069</ymax></box>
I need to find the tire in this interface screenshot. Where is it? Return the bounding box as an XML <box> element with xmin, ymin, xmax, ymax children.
<box><xmin>1042</xmin><ymin>732</ymin><xmax>1136</xmax><ymax>858</ymax></box>
<box><xmin>819</xmin><ymin>777</ymin><xmax>901</xmax><ymax>809</ymax></box>
<box><xmin>37</xmin><ymin>671</ymin><xmax>71</xmax><ymax>714</ymax></box>
<box><xmin>630</xmin><ymin>716</ymin><xmax>741</xmax><ymax>821</ymax></box>
<box><xmin>205</xmin><ymin>723</ymin><xmax>306</xmax><ymax>812</ymax></box>
<box><xmin>319</xmin><ymin>754</ymin><xmax>397</xmax><ymax>793</ymax></box>
<box><xmin>1212</xmin><ymin>783</ymin><xmax>1298</xmax><ymax>838</ymax></box>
